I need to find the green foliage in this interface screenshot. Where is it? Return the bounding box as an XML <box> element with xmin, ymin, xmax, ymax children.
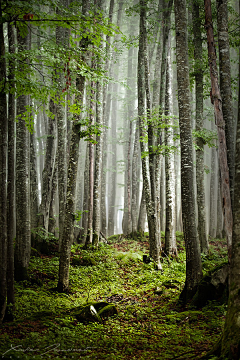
<box><xmin>0</xmin><ymin>235</ymin><xmax>228</xmax><ymax>359</ymax></box>
<box><xmin>31</xmin><ymin>226</ymin><xmax>57</xmax><ymax>244</ymax></box>
<box><xmin>193</xmin><ymin>128</ymin><xmax>218</xmax><ymax>149</ymax></box>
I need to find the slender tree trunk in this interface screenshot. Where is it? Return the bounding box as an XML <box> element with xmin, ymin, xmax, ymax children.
<box><xmin>209</xmin><ymin>141</ymin><xmax>217</xmax><ymax>238</ymax></box>
<box><xmin>85</xmin><ymin>75</ymin><xmax>95</xmax><ymax>246</ymax></box>
<box><xmin>101</xmin><ymin>0</ymin><xmax>114</xmax><ymax>237</ymax></box>
<box><xmin>30</xmin><ymin>129</ymin><xmax>39</xmax><ymax>239</ymax></box>
<box><xmin>175</xmin><ymin>0</ymin><xmax>202</xmax><ymax>302</ymax></box>
<box><xmin>15</xmin><ymin>27</ymin><xmax>31</xmax><ymax>282</ymax></box>
<box><xmin>192</xmin><ymin>0</ymin><xmax>208</xmax><ymax>253</ymax></box>
<box><xmin>57</xmin><ymin>0</ymin><xmax>90</xmax><ymax>291</ymax></box>
<box><xmin>57</xmin><ymin>73</ymin><xmax>85</xmax><ymax>292</ymax></box>
<box><xmin>164</xmin><ymin>49</ymin><xmax>177</xmax><ymax>257</ymax></box>
<box><xmin>216</xmin><ymin>0</ymin><xmax>235</xmax><ymax>207</ymax></box>
<box><xmin>93</xmin><ymin>4</ymin><xmax>104</xmax><ymax>245</ymax></box>
<box><xmin>220</xmin><ymin>48</ymin><xmax>240</xmax><ymax>360</ymax></box>
<box><xmin>138</xmin><ymin>0</ymin><xmax>162</xmax><ymax>270</ymax></box>
<box><xmin>137</xmin><ymin>186</ymin><xmax>146</xmax><ymax>233</ymax></box>
<box><xmin>38</xmin><ymin>97</ymin><xmax>56</xmax><ymax>233</ymax></box>
<box><xmin>0</xmin><ymin>7</ymin><xmax>7</xmax><ymax>322</ymax></box>
<box><xmin>81</xmin><ymin>143</ymin><xmax>89</xmax><ymax>243</ymax></box>
<box><xmin>108</xmin><ymin>0</ymin><xmax>124</xmax><ymax>236</ymax></box>
<box><xmin>132</xmin><ymin>125</ymin><xmax>140</xmax><ymax>233</ymax></box>
<box><xmin>6</xmin><ymin>22</ymin><xmax>15</xmax><ymax>320</ymax></box>
<box><xmin>204</xmin><ymin>0</ymin><xmax>232</xmax><ymax>258</ymax></box>
<box><xmin>56</xmin><ymin>3</ymin><xmax>68</xmax><ymax>251</ymax></box>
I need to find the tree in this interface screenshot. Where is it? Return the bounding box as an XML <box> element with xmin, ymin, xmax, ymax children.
<box><xmin>192</xmin><ymin>0</ymin><xmax>208</xmax><ymax>254</ymax></box>
<box><xmin>0</xmin><ymin>0</ymin><xmax>8</xmax><ymax>322</ymax></box>
<box><xmin>138</xmin><ymin>0</ymin><xmax>162</xmax><ymax>270</ymax></box>
<box><xmin>216</xmin><ymin>0</ymin><xmax>235</xmax><ymax>207</ymax></box>
<box><xmin>204</xmin><ymin>0</ymin><xmax>232</xmax><ymax>258</ymax></box>
<box><xmin>14</xmin><ymin>25</ymin><xmax>31</xmax><ymax>282</ymax></box>
<box><xmin>174</xmin><ymin>0</ymin><xmax>202</xmax><ymax>302</ymax></box>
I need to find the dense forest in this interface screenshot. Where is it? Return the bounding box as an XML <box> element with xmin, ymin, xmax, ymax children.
<box><xmin>0</xmin><ymin>0</ymin><xmax>240</xmax><ymax>358</ymax></box>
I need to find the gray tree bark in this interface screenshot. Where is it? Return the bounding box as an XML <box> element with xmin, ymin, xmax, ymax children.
<box><xmin>15</xmin><ymin>27</ymin><xmax>31</xmax><ymax>281</ymax></box>
<box><xmin>205</xmin><ymin>0</ymin><xmax>232</xmax><ymax>258</ymax></box>
<box><xmin>192</xmin><ymin>0</ymin><xmax>208</xmax><ymax>254</ymax></box>
<box><xmin>6</xmin><ymin>22</ymin><xmax>15</xmax><ymax>320</ymax></box>
<box><xmin>164</xmin><ymin>49</ymin><xmax>177</xmax><ymax>257</ymax></box>
<box><xmin>175</xmin><ymin>0</ymin><xmax>202</xmax><ymax>302</ymax></box>
<box><xmin>0</xmin><ymin>8</ymin><xmax>8</xmax><ymax>322</ymax></box>
<box><xmin>216</xmin><ymin>0</ymin><xmax>235</xmax><ymax>207</ymax></box>
<box><xmin>138</xmin><ymin>0</ymin><xmax>162</xmax><ymax>270</ymax></box>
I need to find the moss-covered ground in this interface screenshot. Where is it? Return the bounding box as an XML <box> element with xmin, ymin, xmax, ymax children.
<box><xmin>0</xmin><ymin>233</ymin><xmax>228</xmax><ymax>359</ymax></box>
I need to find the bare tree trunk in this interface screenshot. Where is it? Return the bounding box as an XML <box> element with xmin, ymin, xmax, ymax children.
<box><xmin>108</xmin><ymin>0</ymin><xmax>124</xmax><ymax>236</ymax></box>
<box><xmin>209</xmin><ymin>142</ymin><xmax>217</xmax><ymax>238</ymax></box>
<box><xmin>138</xmin><ymin>0</ymin><xmax>162</xmax><ymax>270</ymax></box>
<box><xmin>175</xmin><ymin>0</ymin><xmax>202</xmax><ymax>302</ymax></box>
<box><xmin>164</xmin><ymin>49</ymin><xmax>177</xmax><ymax>257</ymax></box>
<box><xmin>81</xmin><ymin>144</ymin><xmax>89</xmax><ymax>243</ymax></box>
<box><xmin>137</xmin><ymin>186</ymin><xmax>146</xmax><ymax>233</ymax></box>
<box><xmin>93</xmin><ymin>7</ymin><xmax>104</xmax><ymax>245</ymax></box>
<box><xmin>15</xmin><ymin>28</ymin><xmax>31</xmax><ymax>282</ymax></box>
<box><xmin>56</xmin><ymin>2</ymin><xmax>68</xmax><ymax>251</ymax></box>
<box><xmin>85</xmin><ymin>75</ymin><xmax>95</xmax><ymax>246</ymax></box>
<box><xmin>0</xmin><ymin>9</ymin><xmax>7</xmax><ymax>322</ymax></box>
<box><xmin>216</xmin><ymin>0</ymin><xmax>235</xmax><ymax>206</ymax></box>
<box><xmin>101</xmin><ymin>0</ymin><xmax>115</xmax><ymax>237</ymax></box>
<box><xmin>38</xmin><ymin>98</ymin><xmax>56</xmax><ymax>232</ymax></box>
<box><xmin>132</xmin><ymin>125</ymin><xmax>140</xmax><ymax>233</ymax></box>
<box><xmin>205</xmin><ymin>0</ymin><xmax>232</xmax><ymax>258</ymax></box>
<box><xmin>192</xmin><ymin>0</ymin><xmax>208</xmax><ymax>253</ymax></box>
<box><xmin>6</xmin><ymin>22</ymin><xmax>15</xmax><ymax>320</ymax></box>
<box><xmin>220</xmin><ymin>14</ymin><xmax>240</xmax><ymax>352</ymax></box>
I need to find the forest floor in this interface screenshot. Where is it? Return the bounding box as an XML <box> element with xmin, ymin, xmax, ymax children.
<box><xmin>0</xmin><ymin>232</ymin><xmax>228</xmax><ymax>360</ymax></box>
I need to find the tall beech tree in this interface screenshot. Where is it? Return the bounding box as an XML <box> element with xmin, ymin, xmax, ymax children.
<box><xmin>138</xmin><ymin>0</ymin><xmax>162</xmax><ymax>270</ymax></box>
<box><xmin>216</xmin><ymin>0</ymin><xmax>235</xmax><ymax>207</ymax></box>
<box><xmin>204</xmin><ymin>0</ymin><xmax>232</xmax><ymax>258</ymax></box>
<box><xmin>15</xmin><ymin>25</ymin><xmax>31</xmax><ymax>282</ymax></box>
<box><xmin>192</xmin><ymin>0</ymin><xmax>208</xmax><ymax>254</ymax></box>
<box><xmin>0</xmin><ymin>2</ymin><xmax>8</xmax><ymax>322</ymax></box>
<box><xmin>174</xmin><ymin>0</ymin><xmax>202</xmax><ymax>302</ymax></box>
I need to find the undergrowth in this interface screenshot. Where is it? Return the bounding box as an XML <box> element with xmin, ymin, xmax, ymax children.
<box><xmin>0</xmin><ymin>233</ymin><xmax>227</xmax><ymax>359</ymax></box>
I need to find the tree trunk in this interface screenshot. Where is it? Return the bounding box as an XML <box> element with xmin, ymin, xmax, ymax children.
<box><xmin>38</xmin><ymin>98</ymin><xmax>56</xmax><ymax>233</ymax></box>
<box><xmin>56</xmin><ymin>3</ymin><xmax>68</xmax><ymax>251</ymax></box>
<box><xmin>101</xmin><ymin>0</ymin><xmax>115</xmax><ymax>238</ymax></box>
<box><xmin>209</xmin><ymin>142</ymin><xmax>217</xmax><ymax>238</ymax></box>
<box><xmin>164</xmin><ymin>48</ymin><xmax>177</xmax><ymax>257</ymax></box>
<box><xmin>204</xmin><ymin>0</ymin><xmax>233</xmax><ymax>258</ymax></box>
<box><xmin>132</xmin><ymin>125</ymin><xmax>140</xmax><ymax>233</ymax></box>
<box><xmin>174</xmin><ymin>0</ymin><xmax>202</xmax><ymax>302</ymax></box>
<box><xmin>220</xmin><ymin>43</ymin><xmax>240</xmax><ymax>360</ymax></box>
<box><xmin>15</xmin><ymin>27</ymin><xmax>31</xmax><ymax>282</ymax></box>
<box><xmin>216</xmin><ymin>0</ymin><xmax>235</xmax><ymax>207</ymax></box>
<box><xmin>0</xmin><ymin>8</ymin><xmax>8</xmax><ymax>322</ymax></box>
<box><xmin>108</xmin><ymin>0</ymin><xmax>124</xmax><ymax>237</ymax></box>
<box><xmin>138</xmin><ymin>0</ymin><xmax>162</xmax><ymax>270</ymax></box>
<box><xmin>93</xmin><ymin>16</ymin><xmax>104</xmax><ymax>246</ymax></box>
<box><xmin>6</xmin><ymin>22</ymin><xmax>15</xmax><ymax>320</ymax></box>
<box><xmin>192</xmin><ymin>0</ymin><xmax>208</xmax><ymax>254</ymax></box>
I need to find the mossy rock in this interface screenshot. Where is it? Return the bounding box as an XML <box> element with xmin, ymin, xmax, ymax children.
<box><xmin>98</xmin><ymin>304</ymin><xmax>118</xmax><ymax>318</ymax></box>
<box><xmin>71</xmin><ymin>255</ymin><xmax>97</xmax><ymax>266</ymax></box>
<box><xmin>73</xmin><ymin>302</ymin><xmax>117</xmax><ymax>323</ymax></box>
<box><xmin>192</xmin><ymin>262</ymin><xmax>229</xmax><ymax>308</ymax></box>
